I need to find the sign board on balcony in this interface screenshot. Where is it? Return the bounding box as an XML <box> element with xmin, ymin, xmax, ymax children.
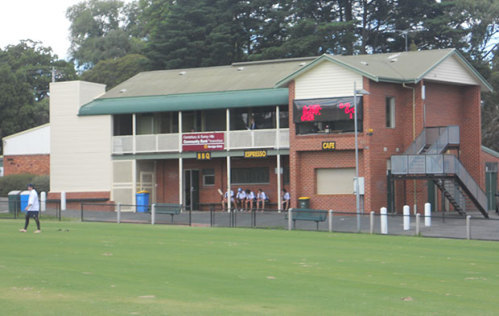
<box><xmin>321</xmin><ymin>141</ymin><xmax>336</xmax><ymax>151</ymax></box>
<box><xmin>182</xmin><ymin>132</ymin><xmax>224</xmax><ymax>151</ymax></box>
<box><xmin>294</xmin><ymin>96</ymin><xmax>363</xmax><ymax>123</ymax></box>
<box><xmin>196</xmin><ymin>152</ymin><xmax>211</xmax><ymax>160</ymax></box>
<box><xmin>244</xmin><ymin>150</ymin><xmax>267</xmax><ymax>158</ymax></box>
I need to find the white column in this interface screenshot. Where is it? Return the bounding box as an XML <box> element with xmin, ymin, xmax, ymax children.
<box><xmin>60</xmin><ymin>191</ymin><xmax>66</xmax><ymax>211</ymax></box>
<box><xmin>424</xmin><ymin>202</ymin><xmax>431</xmax><ymax>227</ymax></box>
<box><xmin>277</xmin><ymin>153</ymin><xmax>281</xmax><ymax>212</ymax></box>
<box><xmin>132</xmin><ymin>159</ymin><xmax>137</xmax><ymax>211</ymax></box>
<box><xmin>276</xmin><ymin>105</ymin><xmax>282</xmax><ymax>212</ymax></box>
<box><xmin>179</xmin><ymin>111</ymin><xmax>183</xmax><ymax>207</ymax></box>
<box><xmin>226</xmin><ymin>108</ymin><xmax>231</xmax><ymax>213</ymax></box>
<box><xmin>132</xmin><ymin>114</ymin><xmax>137</xmax><ymax>154</ymax></box>
<box><xmin>380</xmin><ymin>207</ymin><xmax>388</xmax><ymax>234</ymax></box>
<box><xmin>40</xmin><ymin>192</ymin><xmax>46</xmax><ymax>212</ymax></box>
<box><xmin>403</xmin><ymin>205</ymin><xmax>410</xmax><ymax>231</ymax></box>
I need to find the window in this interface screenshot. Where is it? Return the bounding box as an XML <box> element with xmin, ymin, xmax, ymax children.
<box><xmin>316</xmin><ymin>168</ymin><xmax>355</xmax><ymax>194</ymax></box>
<box><xmin>294</xmin><ymin>97</ymin><xmax>363</xmax><ymax>135</ymax></box>
<box><xmin>113</xmin><ymin>114</ymin><xmax>132</xmax><ymax>136</ymax></box>
<box><xmin>283</xmin><ymin>167</ymin><xmax>290</xmax><ymax>184</ymax></box>
<box><xmin>231</xmin><ymin>167</ymin><xmax>269</xmax><ymax>184</ymax></box>
<box><xmin>386</xmin><ymin>97</ymin><xmax>395</xmax><ymax>128</ymax></box>
<box><xmin>202</xmin><ymin>168</ymin><xmax>215</xmax><ymax>186</ymax></box>
<box><xmin>156</xmin><ymin>112</ymin><xmax>178</xmax><ymax>133</ymax></box>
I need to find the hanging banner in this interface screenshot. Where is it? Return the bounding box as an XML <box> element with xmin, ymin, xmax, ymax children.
<box><xmin>293</xmin><ymin>96</ymin><xmax>363</xmax><ymax>123</ymax></box>
<box><xmin>182</xmin><ymin>132</ymin><xmax>225</xmax><ymax>151</ymax></box>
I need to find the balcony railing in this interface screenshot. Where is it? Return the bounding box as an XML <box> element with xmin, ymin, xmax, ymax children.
<box><xmin>112</xmin><ymin>128</ymin><xmax>290</xmax><ymax>155</ymax></box>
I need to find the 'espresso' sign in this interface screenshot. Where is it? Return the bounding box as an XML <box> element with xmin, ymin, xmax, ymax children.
<box><xmin>322</xmin><ymin>141</ymin><xmax>336</xmax><ymax>151</ymax></box>
<box><xmin>244</xmin><ymin>150</ymin><xmax>268</xmax><ymax>158</ymax></box>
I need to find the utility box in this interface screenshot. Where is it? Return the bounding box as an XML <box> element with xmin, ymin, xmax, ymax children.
<box><xmin>8</xmin><ymin>191</ymin><xmax>21</xmax><ymax>214</ymax></box>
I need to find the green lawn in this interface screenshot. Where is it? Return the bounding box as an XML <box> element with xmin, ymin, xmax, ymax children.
<box><xmin>1</xmin><ymin>220</ymin><xmax>498</xmax><ymax>315</ymax></box>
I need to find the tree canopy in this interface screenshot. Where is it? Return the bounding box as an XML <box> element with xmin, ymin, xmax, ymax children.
<box><xmin>0</xmin><ymin>40</ymin><xmax>77</xmax><ymax>154</ymax></box>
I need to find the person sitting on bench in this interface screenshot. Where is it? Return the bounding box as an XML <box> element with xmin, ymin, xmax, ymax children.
<box><xmin>256</xmin><ymin>188</ymin><xmax>267</xmax><ymax>211</ymax></box>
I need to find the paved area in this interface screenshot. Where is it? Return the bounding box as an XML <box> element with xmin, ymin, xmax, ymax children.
<box><xmin>1</xmin><ymin>197</ymin><xmax>498</xmax><ymax>241</ymax></box>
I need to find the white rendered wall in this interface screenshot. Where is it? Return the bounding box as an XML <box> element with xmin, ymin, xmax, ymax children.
<box><xmin>294</xmin><ymin>60</ymin><xmax>363</xmax><ymax>99</ymax></box>
<box><xmin>424</xmin><ymin>55</ymin><xmax>480</xmax><ymax>86</ymax></box>
<box><xmin>3</xmin><ymin>124</ymin><xmax>50</xmax><ymax>155</ymax></box>
<box><xmin>50</xmin><ymin>81</ymin><xmax>110</xmax><ymax>192</ymax></box>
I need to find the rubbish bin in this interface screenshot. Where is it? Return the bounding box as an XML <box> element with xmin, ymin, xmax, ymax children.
<box><xmin>8</xmin><ymin>190</ymin><xmax>21</xmax><ymax>214</ymax></box>
<box><xmin>20</xmin><ymin>190</ymin><xmax>30</xmax><ymax>212</ymax></box>
<box><xmin>136</xmin><ymin>191</ymin><xmax>150</xmax><ymax>213</ymax></box>
<box><xmin>298</xmin><ymin>197</ymin><xmax>310</xmax><ymax>209</ymax></box>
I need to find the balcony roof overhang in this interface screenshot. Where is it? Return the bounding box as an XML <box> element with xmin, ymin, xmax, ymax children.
<box><xmin>78</xmin><ymin>88</ymin><xmax>289</xmax><ymax>116</ymax></box>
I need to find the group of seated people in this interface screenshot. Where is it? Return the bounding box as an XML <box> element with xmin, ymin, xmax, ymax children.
<box><xmin>222</xmin><ymin>188</ymin><xmax>291</xmax><ymax>212</ymax></box>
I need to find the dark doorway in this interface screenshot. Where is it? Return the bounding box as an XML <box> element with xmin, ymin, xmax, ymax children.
<box><xmin>184</xmin><ymin>170</ymin><xmax>200</xmax><ymax>211</ymax></box>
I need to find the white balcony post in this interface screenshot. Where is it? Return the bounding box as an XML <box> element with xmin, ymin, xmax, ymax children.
<box><xmin>132</xmin><ymin>114</ymin><xmax>136</xmax><ymax>154</ymax></box>
<box><xmin>178</xmin><ymin>111</ymin><xmax>183</xmax><ymax>207</ymax></box>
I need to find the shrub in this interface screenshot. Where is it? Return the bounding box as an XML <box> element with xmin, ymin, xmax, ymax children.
<box><xmin>0</xmin><ymin>174</ymin><xmax>49</xmax><ymax>196</ymax></box>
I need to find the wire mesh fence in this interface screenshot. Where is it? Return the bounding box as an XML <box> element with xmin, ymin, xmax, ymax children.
<box><xmin>2</xmin><ymin>197</ymin><xmax>499</xmax><ymax>241</ymax></box>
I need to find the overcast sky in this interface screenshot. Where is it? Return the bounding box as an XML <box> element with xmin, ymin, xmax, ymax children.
<box><xmin>0</xmin><ymin>0</ymin><xmax>129</xmax><ymax>60</ymax></box>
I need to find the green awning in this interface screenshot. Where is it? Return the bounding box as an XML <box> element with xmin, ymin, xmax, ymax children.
<box><xmin>79</xmin><ymin>88</ymin><xmax>289</xmax><ymax>116</ymax></box>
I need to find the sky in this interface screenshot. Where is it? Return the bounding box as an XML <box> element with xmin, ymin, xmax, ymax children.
<box><xmin>0</xmin><ymin>0</ymin><xmax>130</xmax><ymax>60</ymax></box>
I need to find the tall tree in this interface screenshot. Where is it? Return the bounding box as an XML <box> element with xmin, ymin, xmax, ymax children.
<box><xmin>0</xmin><ymin>40</ymin><xmax>77</xmax><ymax>154</ymax></box>
<box><xmin>67</xmin><ymin>0</ymin><xmax>145</xmax><ymax>69</ymax></box>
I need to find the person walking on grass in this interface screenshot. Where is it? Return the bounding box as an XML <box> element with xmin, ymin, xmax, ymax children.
<box><xmin>19</xmin><ymin>184</ymin><xmax>41</xmax><ymax>233</ymax></box>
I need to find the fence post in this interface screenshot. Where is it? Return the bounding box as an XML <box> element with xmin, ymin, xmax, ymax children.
<box><xmin>466</xmin><ymin>215</ymin><xmax>471</xmax><ymax>240</ymax></box>
<box><xmin>416</xmin><ymin>213</ymin><xmax>420</xmax><ymax>236</ymax></box>
<box><xmin>380</xmin><ymin>207</ymin><xmax>388</xmax><ymax>234</ymax></box>
<box><xmin>61</xmin><ymin>191</ymin><xmax>67</xmax><ymax>211</ymax></box>
<box><xmin>151</xmin><ymin>204</ymin><xmax>156</xmax><ymax>225</ymax></box>
<box><xmin>424</xmin><ymin>203</ymin><xmax>431</xmax><ymax>227</ymax></box>
<box><xmin>80</xmin><ymin>203</ymin><xmax>83</xmax><ymax>222</ymax></box>
<box><xmin>328</xmin><ymin>210</ymin><xmax>333</xmax><ymax>232</ymax></box>
<box><xmin>403</xmin><ymin>205</ymin><xmax>410</xmax><ymax>231</ymax></box>
<box><xmin>210</xmin><ymin>206</ymin><xmax>214</xmax><ymax>227</ymax></box>
<box><xmin>288</xmin><ymin>208</ymin><xmax>293</xmax><ymax>231</ymax></box>
<box><xmin>370</xmin><ymin>211</ymin><xmax>374</xmax><ymax>234</ymax></box>
<box><xmin>117</xmin><ymin>203</ymin><xmax>121</xmax><ymax>224</ymax></box>
<box><xmin>40</xmin><ymin>192</ymin><xmax>46</xmax><ymax>212</ymax></box>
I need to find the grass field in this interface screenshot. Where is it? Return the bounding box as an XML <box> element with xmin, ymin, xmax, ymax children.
<box><xmin>1</xmin><ymin>220</ymin><xmax>498</xmax><ymax>315</ymax></box>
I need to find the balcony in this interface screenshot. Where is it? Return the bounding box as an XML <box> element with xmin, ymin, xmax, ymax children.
<box><xmin>112</xmin><ymin>128</ymin><xmax>290</xmax><ymax>154</ymax></box>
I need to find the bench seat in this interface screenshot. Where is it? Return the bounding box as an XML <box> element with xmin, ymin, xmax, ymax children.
<box><xmin>285</xmin><ymin>208</ymin><xmax>328</xmax><ymax>230</ymax></box>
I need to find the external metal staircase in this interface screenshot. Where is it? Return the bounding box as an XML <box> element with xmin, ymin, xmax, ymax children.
<box><xmin>391</xmin><ymin>126</ymin><xmax>489</xmax><ymax>218</ymax></box>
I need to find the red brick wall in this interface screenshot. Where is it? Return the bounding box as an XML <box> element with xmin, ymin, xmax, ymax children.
<box><xmin>288</xmin><ymin>76</ymin><xmax>484</xmax><ymax>214</ymax></box>
<box><xmin>156</xmin><ymin>156</ymin><xmax>288</xmax><ymax>209</ymax></box>
<box><xmin>3</xmin><ymin>154</ymin><xmax>50</xmax><ymax>176</ymax></box>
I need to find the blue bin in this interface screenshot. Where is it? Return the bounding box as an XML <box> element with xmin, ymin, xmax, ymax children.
<box><xmin>20</xmin><ymin>191</ymin><xmax>30</xmax><ymax>212</ymax></box>
<box><xmin>136</xmin><ymin>191</ymin><xmax>150</xmax><ymax>213</ymax></box>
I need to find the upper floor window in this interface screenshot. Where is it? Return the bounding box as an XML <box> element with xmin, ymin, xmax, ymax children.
<box><xmin>294</xmin><ymin>97</ymin><xmax>363</xmax><ymax>135</ymax></box>
<box><xmin>230</xmin><ymin>105</ymin><xmax>288</xmax><ymax>130</ymax></box>
<box><xmin>113</xmin><ymin>114</ymin><xmax>132</xmax><ymax>136</ymax></box>
<box><xmin>386</xmin><ymin>97</ymin><xmax>395</xmax><ymax>128</ymax></box>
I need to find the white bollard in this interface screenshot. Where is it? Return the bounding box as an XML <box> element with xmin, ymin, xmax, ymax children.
<box><xmin>61</xmin><ymin>191</ymin><xmax>66</xmax><ymax>211</ymax></box>
<box><xmin>151</xmin><ymin>204</ymin><xmax>156</xmax><ymax>225</ymax></box>
<box><xmin>328</xmin><ymin>210</ymin><xmax>333</xmax><ymax>232</ymax></box>
<box><xmin>117</xmin><ymin>203</ymin><xmax>121</xmax><ymax>224</ymax></box>
<box><xmin>288</xmin><ymin>208</ymin><xmax>293</xmax><ymax>231</ymax></box>
<box><xmin>370</xmin><ymin>211</ymin><xmax>374</xmax><ymax>234</ymax></box>
<box><xmin>40</xmin><ymin>192</ymin><xmax>46</xmax><ymax>212</ymax></box>
<box><xmin>380</xmin><ymin>207</ymin><xmax>388</xmax><ymax>234</ymax></box>
<box><xmin>416</xmin><ymin>213</ymin><xmax>421</xmax><ymax>236</ymax></box>
<box><xmin>424</xmin><ymin>203</ymin><xmax>431</xmax><ymax>227</ymax></box>
<box><xmin>466</xmin><ymin>215</ymin><xmax>471</xmax><ymax>240</ymax></box>
<box><xmin>403</xmin><ymin>205</ymin><xmax>410</xmax><ymax>231</ymax></box>
<box><xmin>413</xmin><ymin>204</ymin><xmax>417</xmax><ymax>215</ymax></box>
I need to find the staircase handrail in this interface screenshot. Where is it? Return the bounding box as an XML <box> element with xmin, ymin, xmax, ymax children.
<box><xmin>403</xmin><ymin>129</ymin><xmax>426</xmax><ymax>155</ymax></box>
<box><xmin>427</xmin><ymin>126</ymin><xmax>460</xmax><ymax>154</ymax></box>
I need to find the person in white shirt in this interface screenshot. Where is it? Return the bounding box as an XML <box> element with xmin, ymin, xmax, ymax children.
<box><xmin>256</xmin><ymin>188</ymin><xmax>267</xmax><ymax>211</ymax></box>
<box><xmin>236</xmin><ymin>188</ymin><xmax>246</xmax><ymax>211</ymax></box>
<box><xmin>221</xmin><ymin>188</ymin><xmax>236</xmax><ymax>211</ymax></box>
<box><xmin>282</xmin><ymin>188</ymin><xmax>290</xmax><ymax>211</ymax></box>
<box><xmin>245</xmin><ymin>189</ymin><xmax>255</xmax><ymax>211</ymax></box>
<box><xmin>19</xmin><ymin>184</ymin><xmax>41</xmax><ymax>233</ymax></box>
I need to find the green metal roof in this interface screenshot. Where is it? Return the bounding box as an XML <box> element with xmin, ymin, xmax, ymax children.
<box><xmin>79</xmin><ymin>88</ymin><xmax>289</xmax><ymax>116</ymax></box>
<box><xmin>275</xmin><ymin>48</ymin><xmax>493</xmax><ymax>92</ymax></box>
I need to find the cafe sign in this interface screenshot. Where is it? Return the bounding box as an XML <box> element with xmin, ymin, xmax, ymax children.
<box><xmin>322</xmin><ymin>141</ymin><xmax>336</xmax><ymax>151</ymax></box>
<box><xmin>244</xmin><ymin>150</ymin><xmax>268</xmax><ymax>158</ymax></box>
